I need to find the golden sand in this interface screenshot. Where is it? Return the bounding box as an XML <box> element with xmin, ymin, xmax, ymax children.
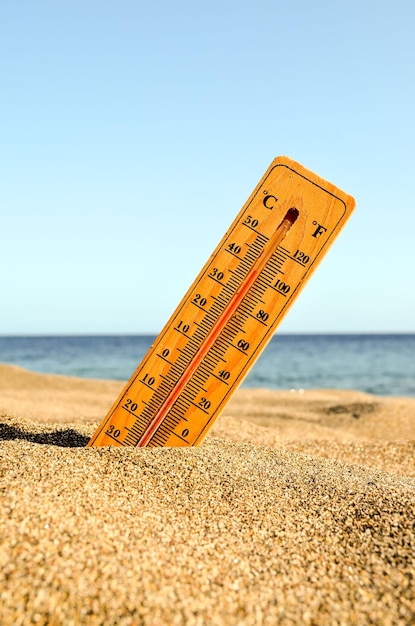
<box><xmin>1</xmin><ymin>365</ymin><xmax>414</xmax><ymax>625</ymax></box>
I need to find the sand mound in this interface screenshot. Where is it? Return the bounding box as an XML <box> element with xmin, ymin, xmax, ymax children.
<box><xmin>0</xmin><ymin>365</ymin><xmax>414</xmax><ymax>625</ymax></box>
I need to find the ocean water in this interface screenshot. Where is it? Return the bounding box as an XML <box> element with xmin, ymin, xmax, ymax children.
<box><xmin>1</xmin><ymin>334</ymin><xmax>414</xmax><ymax>397</ymax></box>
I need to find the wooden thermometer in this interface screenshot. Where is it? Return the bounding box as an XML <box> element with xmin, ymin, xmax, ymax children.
<box><xmin>88</xmin><ymin>156</ymin><xmax>355</xmax><ymax>448</ymax></box>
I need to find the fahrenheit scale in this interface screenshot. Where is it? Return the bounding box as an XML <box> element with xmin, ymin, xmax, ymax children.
<box><xmin>88</xmin><ymin>156</ymin><xmax>355</xmax><ymax>448</ymax></box>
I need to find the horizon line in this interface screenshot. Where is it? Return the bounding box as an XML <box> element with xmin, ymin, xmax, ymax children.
<box><xmin>1</xmin><ymin>331</ymin><xmax>414</xmax><ymax>338</ymax></box>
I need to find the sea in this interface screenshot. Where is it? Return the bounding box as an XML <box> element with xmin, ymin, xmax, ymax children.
<box><xmin>1</xmin><ymin>334</ymin><xmax>414</xmax><ymax>397</ymax></box>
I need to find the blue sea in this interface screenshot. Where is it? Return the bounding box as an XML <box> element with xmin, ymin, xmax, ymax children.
<box><xmin>1</xmin><ymin>334</ymin><xmax>414</xmax><ymax>397</ymax></box>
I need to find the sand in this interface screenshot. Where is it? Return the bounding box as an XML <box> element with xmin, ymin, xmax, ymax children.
<box><xmin>0</xmin><ymin>364</ymin><xmax>414</xmax><ymax>625</ymax></box>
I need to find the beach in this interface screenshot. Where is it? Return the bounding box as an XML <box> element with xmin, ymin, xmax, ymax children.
<box><xmin>0</xmin><ymin>364</ymin><xmax>414</xmax><ymax>625</ymax></box>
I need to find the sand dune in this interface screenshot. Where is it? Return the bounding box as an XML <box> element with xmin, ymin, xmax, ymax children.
<box><xmin>1</xmin><ymin>364</ymin><xmax>414</xmax><ymax>624</ymax></box>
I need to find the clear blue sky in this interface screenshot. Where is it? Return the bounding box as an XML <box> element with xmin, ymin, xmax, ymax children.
<box><xmin>1</xmin><ymin>0</ymin><xmax>414</xmax><ymax>334</ymax></box>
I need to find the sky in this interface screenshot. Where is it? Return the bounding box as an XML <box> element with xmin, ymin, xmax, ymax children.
<box><xmin>1</xmin><ymin>0</ymin><xmax>414</xmax><ymax>335</ymax></box>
